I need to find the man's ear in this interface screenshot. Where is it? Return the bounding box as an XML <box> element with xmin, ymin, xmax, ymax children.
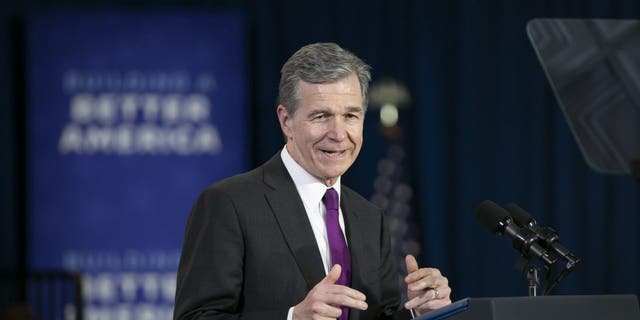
<box><xmin>277</xmin><ymin>105</ymin><xmax>292</xmax><ymax>140</ymax></box>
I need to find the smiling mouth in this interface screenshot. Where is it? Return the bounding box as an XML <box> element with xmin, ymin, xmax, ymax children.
<box><xmin>320</xmin><ymin>149</ymin><xmax>347</xmax><ymax>157</ymax></box>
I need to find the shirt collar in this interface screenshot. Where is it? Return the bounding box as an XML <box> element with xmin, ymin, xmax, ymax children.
<box><xmin>280</xmin><ymin>146</ymin><xmax>341</xmax><ymax>210</ymax></box>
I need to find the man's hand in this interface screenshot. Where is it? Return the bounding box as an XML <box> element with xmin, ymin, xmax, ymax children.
<box><xmin>404</xmin><ymin>255</ymin><xmax>452</xmax><ymax>316</ymax></box>
<box><xmin>293</xmin><ymin>264</ymin><xmax>368</xmax><ymax>320</ymax></box>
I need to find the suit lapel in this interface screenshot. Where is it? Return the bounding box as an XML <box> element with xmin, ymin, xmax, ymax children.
<box><xmin>262</xmin><ymin>154</ymin><xmax>326</xmax><ymax>290</ymax></box>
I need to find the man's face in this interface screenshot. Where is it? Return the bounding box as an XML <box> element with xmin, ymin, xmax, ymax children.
<box><xmin>277</xmin><ymin>73</ymin><xmax>364</xmax><ymax>186</ymax></box>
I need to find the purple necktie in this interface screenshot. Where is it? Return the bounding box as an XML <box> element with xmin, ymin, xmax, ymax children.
<box><xmin>322</xmin><ymin>188</ymin><xmax>351</xmax><ymax>320</ymax></box>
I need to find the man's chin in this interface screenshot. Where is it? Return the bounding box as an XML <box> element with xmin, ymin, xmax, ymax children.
<box><xmin>319</xmin><ymin>168</ymin><xmax>348</xmax><ymax>181</ymax></box>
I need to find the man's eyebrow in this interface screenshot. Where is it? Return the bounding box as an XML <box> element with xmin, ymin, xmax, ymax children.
<box><xmin>306</xmin><ymin>106</ymin><xmax>363</xmax><ymax>117</ymax></box>
<box><xmin>345</xmin><ymin>106</ymin><xmax>364</xmax><ymax>113</ymax></box>
<box><xmin>307</xmin><ymin>109</ymin><xmax>329</xmax><ymax>117</ymax></box>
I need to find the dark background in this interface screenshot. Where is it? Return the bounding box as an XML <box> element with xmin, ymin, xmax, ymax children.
<box><xmin>2</xmin><ymin>0</ymin><xmax>639</xmax><ymax>302</ymax></box>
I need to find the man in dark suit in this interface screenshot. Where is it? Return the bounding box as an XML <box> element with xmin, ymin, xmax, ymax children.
<box><xmin>174</xmin><ymin>43</ymin><xmax>452</xmax><ymax>320</ymax></box>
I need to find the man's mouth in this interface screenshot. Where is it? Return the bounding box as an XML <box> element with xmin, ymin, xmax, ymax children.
<box><xmin>320</xmin><ymin>149</ymin><xmax>347</xmax><ymax>157</ymax></box>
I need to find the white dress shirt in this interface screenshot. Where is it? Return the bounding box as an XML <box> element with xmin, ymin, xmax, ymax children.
<box><xmin>281</xmin><ymin>147</ymin><xmax>349</xmax><ymax>320</ymax></box>
<box><xmin>280</xmin><ymin>147</ymin><xmax>348</xmax><ymax>274</ymax></box>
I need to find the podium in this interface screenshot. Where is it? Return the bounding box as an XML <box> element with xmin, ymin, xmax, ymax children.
<box><xmin>447</xmin><ymin>295</ymin><xmax>639</xmax><ymax>320</ymax></box>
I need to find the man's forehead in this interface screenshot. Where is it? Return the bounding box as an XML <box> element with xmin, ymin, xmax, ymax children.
<box><xmin>297</xmin><ymin>82</ymin><xmax>361</xmax><ymax>102</ymax></box>
<box><xmin>304</xmin><ymin>105</ymin><xmax>364</xmax><ymax>113</ymax></box>
<box><xmin>297</xmin><ymin>74</ymin><xmax>361</xmax><ymax>93</ymax></box>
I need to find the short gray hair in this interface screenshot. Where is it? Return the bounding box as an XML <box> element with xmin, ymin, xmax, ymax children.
<box><xmin>278</xmin><ymin>42</ymin><xmax>371</xmax><ymax>115</ymax></box>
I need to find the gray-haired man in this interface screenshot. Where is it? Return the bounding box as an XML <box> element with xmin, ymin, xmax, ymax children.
<box><xmin>174</xmin><ymin>43</ymin><xmax>451</xmax><ymax>320</ymax></box>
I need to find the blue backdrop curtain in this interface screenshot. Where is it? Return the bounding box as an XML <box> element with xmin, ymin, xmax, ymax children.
<box><xmin>413</xmin><ymin>0</ymin><xmax>640</xmax><ymax>298</ymax></box>
<box><xmin>1</xmin><ymin>0</ymin><xmax>639</xmax><ymax>303</ymax></box>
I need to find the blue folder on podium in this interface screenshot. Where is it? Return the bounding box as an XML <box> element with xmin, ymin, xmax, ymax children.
<box><xmin>414</xmin><ymin>298</ymin><xmax>470</xmax><ymax>320</ymax></box>
<box><xmin>416</xmin><ymin>295</ymin><xmax>639</xmax><ymax>320</ymax></box>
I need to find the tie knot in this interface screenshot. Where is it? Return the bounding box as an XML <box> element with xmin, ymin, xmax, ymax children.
<box><xmin>323</xmin><ymin>188</ymin><xmax>339</xmax><ymax>211</ymax></box>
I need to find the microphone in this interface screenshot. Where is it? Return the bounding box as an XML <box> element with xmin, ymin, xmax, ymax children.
<box><xmin>504</xmin><ymin>203</ymin><xmax>580</xmax><ymax>270</ymax></box>
<box><xmin>475</xmin><ymin>200</ymin><xmax>556</xmax><ymax>266</ymax></box>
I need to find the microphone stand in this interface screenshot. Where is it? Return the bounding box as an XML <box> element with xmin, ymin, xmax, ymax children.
<box><xmin>516</xmin><ymin>256</ymin><xmax>541</xmax><ymax>296</ymax></box>
<box><xmin>526</xmin><ymin>265</ymin><xmax>539</xmax><ymax>296</ymax></box>
<box><xmin>517</xmin><ymin>253</ymin><xmax>578</xmax><ymax>296</ymax></box>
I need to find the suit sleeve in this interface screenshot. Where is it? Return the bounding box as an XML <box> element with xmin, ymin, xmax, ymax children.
<box><xmin>173</xmin><ymin>188</ymin><xmax>254</xmax><ymax>320</ymax></box>
<box><xmin>173</xmin><ymin>185</ymin><xmax>296</xmax><ymax>320</ymax></box>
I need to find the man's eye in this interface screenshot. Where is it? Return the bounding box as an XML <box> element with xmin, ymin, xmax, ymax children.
<box><xmin>346</xmin><ymin>113</ymin><xmax>359</xmax><ymax>119</ymax></box>
<box><xmin>312</xmin><ymin>114</ymin><xmax>326</xmax><ymax>120</ymax></box>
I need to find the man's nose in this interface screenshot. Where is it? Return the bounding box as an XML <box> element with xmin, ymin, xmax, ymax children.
<box><xmin>326</xmin><ymin>118</ymin><xmax>347</xmax><ymax>141</ymax></box>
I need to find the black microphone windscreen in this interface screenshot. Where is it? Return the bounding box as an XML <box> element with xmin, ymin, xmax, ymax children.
<box><xmin>505</xmin><ymin>203</ymin><xmax>535</xmax><ymax>227</ymax></box>
<box><xmin>475</xmin><ymin>200</ymin><xmax>511</xmax><ymax>234</ymax></box>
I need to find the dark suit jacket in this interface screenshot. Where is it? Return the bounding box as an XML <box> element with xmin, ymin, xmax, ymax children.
<box><xmin>174</xmin><ymin>153</ymin><xmax>407</xmax><ymax>320</ymax></box>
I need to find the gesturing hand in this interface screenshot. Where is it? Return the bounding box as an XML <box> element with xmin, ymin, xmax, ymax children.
<box><xmin>293</xmin><ymin>264</ymin><xmax>368</xmax><ymax>320</ymax></box>
<box><xmin>404</xmin><ymin>255</ymin><xmax>452</xmax><ymax>316</ymax></box>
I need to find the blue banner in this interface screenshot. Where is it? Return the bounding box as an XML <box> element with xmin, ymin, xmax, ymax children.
<box><xmin>27</xmin><ymin>11</ymin><xmax>247</xmax><ymax>319</ymax></box>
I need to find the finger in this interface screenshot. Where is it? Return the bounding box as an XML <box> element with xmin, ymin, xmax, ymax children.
<box><xmin>433</xmin><ymin>286</ymin><xmax>452</xmax><ymax>299</ymax></box>
<box><xmin>320</xmin><ymin>264</ymin><xmax>342</xmax><ymax>285</ymax></box>
<box><xmin>314</xmin><ymin>316</ymin><xmax>339</xmax><ymax>320</ymax></box>
<box><xmin>407</xmin><ymin>275</ymin><xmax>448</xmax><ymax>292</ymax></box>
<box><xmin>324</xmin><ymin>292</ymin><xmax>368</xmax><ymax>310</ymax></box>
<box><xmin>310</xmin><ymin>302</ymin><xmax>343</xmax><ymax>318</ymax></box>
<box><xmin>407</xmin><ymin>275</ymin><xmax>437</xmax><ymax>291</ymax></box>
<box><xmin>405</xmin><ymin>255</ymin><xmax>419</xmax><ymax>274</ymax></box>
<box><xmin>405</xmin><ymin>267</ymin><xmax>442</xmax><ymax>283</ymax></box>
<box><xmin>405</xmin><ymin>286</ymin><xmax>446</xmax><ymax>309</ymax></box>
<box><xmin>405</xmin><ymin>289</ymin><xmax>444</xmax><ymax>309</ymax></box>
<box><xmin>325</xmin><ymin>285</ymin><xmax>367</xmax><ymax>301</ymax></box>
<box><xmin>404</xmin><ymin>293</ymin><xmax>432</xmax><ymax>310</ymax></box>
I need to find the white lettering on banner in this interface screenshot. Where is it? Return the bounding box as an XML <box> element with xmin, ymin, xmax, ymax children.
<box><xmin>82</xmin><ymin>272</ymin><xmax>176</xmax><ymax>303</ymax></box>
<box><xmin>81</xmin><ymin>304</ymin><xmax>173</xmax><ymax>320</ymax></box>
<box><xmin>81</xmin><ymin>272</ymin><xmax>176</xmax><ymax>320</ymax></box>
<box><xmin>61</xmin><ymin>250</ymin><xmax>180</xmax><ymax>319</ymax></box>
<box><xmin>59</xmin><ymin>93</ymin><xmax>222</xmax><ymax>155</ymax></box>
<box><xmin>59</xmin><ymin>123</ymin><xmax>221</xmax><ymax>155</ymax></box>
<box><xmin>62</xmin><ymin>250</ymin><xmax>181</xmax><ymax>271</ymax></box>
<box><xmin>70</xmin><ymin>93</ymin><xmax>211</xmax><ymax>124</ymax></box>
<box><xmin>63</xmin><ymin>71</ymin><xmax>198</xmax><ymax>93</ymax></box>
